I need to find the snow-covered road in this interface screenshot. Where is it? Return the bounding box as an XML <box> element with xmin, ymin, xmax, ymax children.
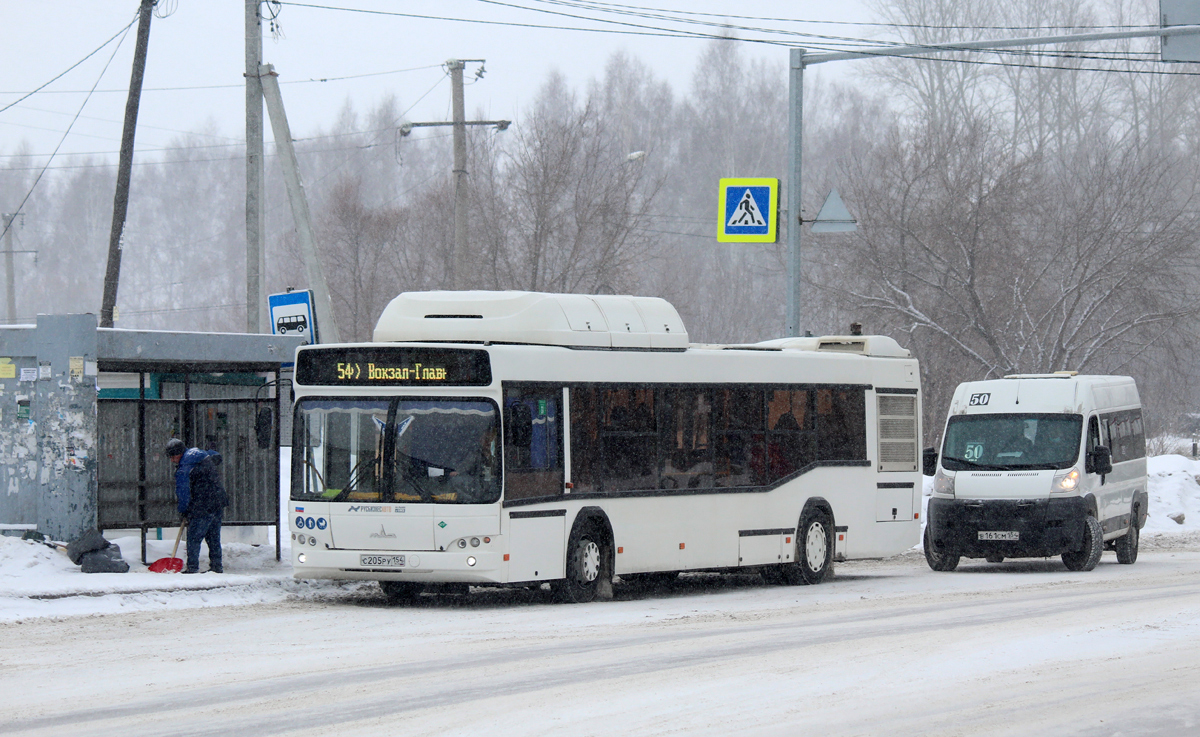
<box><xmin>3</xmin><ymin>546</ymin><xmax>1199</xmax><ymax>737</ymax></box>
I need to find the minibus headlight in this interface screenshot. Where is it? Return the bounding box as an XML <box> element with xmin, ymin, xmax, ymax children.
<box><xmin>1052</xmin><ymin>468</ymin><xmax>1081</xmax><ymax>493</ymax></box>
<box><xmin>933</xmin><ymin>468</ymin><xmax>955</xmax><ymax>497</ymax></box>
<box><xmin>467</xmin><ymin>556</ymin><xmax>477</xmax><ymax>567</ymax></box>
<box><xmin>297</xmin><ymin>553</ymin><xmax>307</xmax><ymax>563</ymax></box>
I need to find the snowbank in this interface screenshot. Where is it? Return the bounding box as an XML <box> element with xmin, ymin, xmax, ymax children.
<box><xmin>1145</xmin><ymin>454</ymin><xmax>1200</xmax><ymax>534</ymax></box>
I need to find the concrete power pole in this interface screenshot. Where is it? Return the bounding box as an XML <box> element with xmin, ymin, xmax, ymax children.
<box><xmin>99</xmin><ymin>0</ymin><xmax>155</xmax><ymax>329</ymax></box>
<box><xmin>2</xmin><ymin>213</ymin><xmax>19</xmax><ymax>324</ymax></box>
<box><xmin>400</xmin><ymin>59</ymin><xmax>509</xmax><ymax>289</ymax></box>
<box><xmin>448</xmin><ymin>61</ymin><xmax>468</xmax><ymax>289</ymax></box>
<box><xmin>245</xmin><ymin>0</ymin><xmax>266</xmax><ymax>333</ymax></box>
<box><xmin>259</xmin><ymin>64</ymin><xmax>340</xmax><ymax>343</ymax></box>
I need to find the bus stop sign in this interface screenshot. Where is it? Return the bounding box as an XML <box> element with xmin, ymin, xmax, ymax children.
<box><xmin>717</xmin><ymin>178</ymin><xmax>779</xmax><ymax>243</ymax></box>
<box><xmin>268</xmin><ymin>290</ymin><xmax>318</xmax><ymax>343</ymax></box>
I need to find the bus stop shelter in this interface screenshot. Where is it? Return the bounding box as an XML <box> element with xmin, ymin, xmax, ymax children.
<box><xmin>0</xmin><ymin>314</ymin><xmax>306</xmax><ymax>561</ymax></box>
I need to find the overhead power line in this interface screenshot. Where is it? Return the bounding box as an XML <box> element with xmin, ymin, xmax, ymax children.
<box><xmin>276</xmin><ymin>0</ymin><xmax>1200</xmax><ymax>77</ymax></box>
<box><xmin>0</xmin><ymin>17</ymin><xmax>138</xmax><ymax>115</ymax></box>
<box><xmin>532</xmin><ymin>0</ymin><xmax>1160</xmax><ymax>32</ymax></box>
<box><xmin>0</xmin><ymin>63</ymin><xmax>444</xmax><ymax>96</ymax></box>
<box><xmin>1</xmin><ymin>17</ymin><xmax>134</xmax><ymax>242</ymax></box>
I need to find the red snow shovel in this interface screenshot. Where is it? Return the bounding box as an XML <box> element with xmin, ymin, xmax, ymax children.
<box><xmin>148</xmin><ymin>521</ymin><xmax>186</xmax><ymax>573</ymax></box>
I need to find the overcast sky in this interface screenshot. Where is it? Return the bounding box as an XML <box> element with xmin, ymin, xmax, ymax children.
<box><xmin>0</xmin><ymin>1</ymin><xmax>885</xmax><ymax>164</ymax></box>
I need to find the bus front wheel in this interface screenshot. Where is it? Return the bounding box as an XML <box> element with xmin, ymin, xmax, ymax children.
<box><xmin>555</xmin><ymin>521</ymin><xmax>610</xmax><ymax>603</ymax></box>
<box><xmin>783</xmin><ymin>508</ymin><xmax>833</xmax><ymax>585</ymax></box>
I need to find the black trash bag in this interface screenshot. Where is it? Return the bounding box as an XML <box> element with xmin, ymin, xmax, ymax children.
<box><xmin>21</xmin><ymin>530</ymin><xmax>46</xmax><ymax>542</ymax></box>
<box><xmin>81</xmin><ymin>544</ymin><xmax>129</xmax><ymax>573</ymax></box>
<box><xmin>66</xmin><ymin>529</ymin><xmax>110</xmax><ymax>565</ymax></box>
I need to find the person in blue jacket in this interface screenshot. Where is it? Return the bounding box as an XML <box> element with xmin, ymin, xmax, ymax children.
<box><xmin>165</xmin><ymin>438</ymin><xmax>229</xmax><ymax>574</ymax></box>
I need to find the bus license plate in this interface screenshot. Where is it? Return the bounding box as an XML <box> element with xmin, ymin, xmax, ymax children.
<box><xmin>978</xmin><ymin>531</ymin><xmax>1019</xmax><ymax>541</ymax></box>
<box><xmin>361</xmin><ymin>554</ymin><xmax>405</xmax><ymax>567</ymax></box>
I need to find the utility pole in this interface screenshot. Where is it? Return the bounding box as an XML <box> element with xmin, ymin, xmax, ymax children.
<box><xmin>259</xmin><ymin>64</ymin><xmax>340</xmax><ymax>343</ymax></box>
<box><xmin>449</xmin><ymin>60</ymin><xmax>468</xmax><ymax>289</ymax></box>
<box><xmin>2</xmin><ymin>213</ymin><xmax>20</xmax><ymax>324</ymax></box>
<box><xmin>246</xmin><ymin>0</ymin><xmax>266</xmax><ymax>333</ymax></box>
<box><xmin>399</xmin><ymin>59</ymin><xmax>509</xmax><ymax>289</ymax></box>
<box><xmin>99</xmin><ymin>0</ymin><xmax>155</xmax><ymax>329</ymax></box>
<box><xmin>785</xmin><ymin>48</ymin><xmax>803</xmax><ymax>339</ymax></box>
<box><xmin>784</xmin><ymin>23</ymin><xmax>1200</xmax><ymax>337</ymax></box>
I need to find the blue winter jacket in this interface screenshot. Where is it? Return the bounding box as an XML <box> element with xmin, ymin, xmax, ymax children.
<box><xmin>175</xmin><ymin>448</ymin><xmax>227</xmax><ymax>516</ymax></box>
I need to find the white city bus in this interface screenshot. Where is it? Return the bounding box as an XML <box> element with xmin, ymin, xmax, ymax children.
<box><xmin>288</xmin><ymin>291</ymin><xmax>923</xmax><ymax>603</ymax></box>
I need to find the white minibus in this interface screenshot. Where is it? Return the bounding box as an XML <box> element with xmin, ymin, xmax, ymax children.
<box><xmin>924</xmin><ymin>373</ymin><xmax>1147</xmax><ymax>572</ymax></box>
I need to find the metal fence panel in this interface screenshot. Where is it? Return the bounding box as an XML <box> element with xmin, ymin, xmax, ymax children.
<box><xmin>191</xmin><ymin>400</ymin><xmax>277</xmax><ymax>524</ymax></box>
<box><xmin>97</xmin><ymin>396</ymin><xmax>276</xmax><ymax>529</ymax></box>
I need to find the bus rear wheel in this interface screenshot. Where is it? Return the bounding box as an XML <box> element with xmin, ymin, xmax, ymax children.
<box><xmin>555</xmin><ymin>522</ymin><xmax>610</xmax><ymax>603</ymax></box>
<box><xmin>783</xmin><ymin>508</ymin><xmax>833</xmax><ymax>585</ymax></box>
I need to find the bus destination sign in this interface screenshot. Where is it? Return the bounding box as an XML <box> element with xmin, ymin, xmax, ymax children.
<box><xmin>296</xmin><ymin>347</ymin><xmax>492</xmax><ymax>387</ymax></box>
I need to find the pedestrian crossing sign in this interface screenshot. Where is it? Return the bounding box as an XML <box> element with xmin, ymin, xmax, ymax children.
<box><xmin>717</xmin><ymin>178</ymin><xmax>778</xmax><ymax>243</ymax></box>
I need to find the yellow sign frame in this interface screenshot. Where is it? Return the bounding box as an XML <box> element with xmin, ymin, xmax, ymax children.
<box><xmin>717</xmin><ymin>177</ymin><xmax>779</xmax><ymax>243</ymax></box>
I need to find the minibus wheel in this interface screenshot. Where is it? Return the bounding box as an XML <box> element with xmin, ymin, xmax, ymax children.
<box><xmin>924</xmin><ymin>526</ymin><xmax>959</xmax><ymax>572</ymax></box>
<box><xmin>1062</xmin><ymin>516</ymin><xmax>1103</xmax><ymax>571</ymax></box>
<box><xmin>1115</xmin><ymin>507</ymin><xmax>1139</xmax><ymax>565</ymax></box>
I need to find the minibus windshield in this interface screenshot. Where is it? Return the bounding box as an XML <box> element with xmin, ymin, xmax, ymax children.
<box><xmin>293</xmin><ymin>397</ymin><xmax>501</xmax><ymax>504</ymax></box>
<box><xmin>941</xmin><ymin>413</ymin><xmax>1082</xmax><ymax>471</ymax></box>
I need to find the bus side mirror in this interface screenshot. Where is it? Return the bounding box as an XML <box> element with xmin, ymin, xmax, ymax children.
<box><xmin>922</xmin><ymin>447</ymin><xmax>938</xmax><ymax>476</ymax></box>
<box><xmin>506</xmin><ymin>403</ymin><xmax>533</xmax><ymax>448</ymax></box>
<box><xmin>255</xmin><ymin>406</ymin><xmax>273</xmax><ymax>449</ymax></box>
<box><xmin>1086</xmin><ymin>445</ymin><xmax>1112</xmax><ymax>476</ymax></box>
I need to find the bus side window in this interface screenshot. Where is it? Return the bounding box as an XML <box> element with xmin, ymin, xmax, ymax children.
<box><xmin>816</xmin><ymin>388</ymin><xmax>867</xmax><ymax>462</ymax></box>
<box><xmin>659</xmin><ymin>389</ymin><xmax>712</xmax><ymax>489</ymax></box>
<box><xmin>767</xmin><ymin>389</ymin><xmax>813</xmax><ymax>481</ymax></box>
<box><xmin>712</xmin><ymin>388</ymin><xmax>766</xmax><ymax>487</ymax></box>
<box><xmin>503</xmin><ymin>388</ymin><xmax>563</xmax><ymax>501</ymax></box>
<box><xmin>599</xmin><ymin>388</ymin><xmax>658</xmax><ymax>491</ymax></box>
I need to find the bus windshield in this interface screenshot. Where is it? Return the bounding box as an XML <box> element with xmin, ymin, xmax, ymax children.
<box><xmin>293</xmin><ymin>397</ymin><xmax>501</xmax><ymax>504</ymax></box>
<box><xmin>942</xmin><ymin>413</ymin><xmax>1083</xmax><ymax>471</ymax></box>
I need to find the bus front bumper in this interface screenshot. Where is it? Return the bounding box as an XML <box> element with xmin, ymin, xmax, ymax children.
<box><xmin>292</xmin><ymin>548</ymin><xmax>507</xmax><ymax>584</ymax></box>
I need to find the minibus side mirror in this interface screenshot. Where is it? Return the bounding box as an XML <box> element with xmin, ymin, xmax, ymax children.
<box><xmin>506</xmin><ymin>402</ymin><xmax>533</xmax><ymax>448</ymax></box>
<box><xmin>922</xmin><ymin>447</ymin><xmax>938</xmax><ymax>476</ymax></box>
<box><xmin>1086</xmin><ymin>445</ymin><xmax>1113</xmax><ymax>476</ymax></box>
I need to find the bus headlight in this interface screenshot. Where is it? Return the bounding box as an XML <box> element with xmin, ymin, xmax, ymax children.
<box><xmin>467</xmin><ymin>556</ymin><xmax>477</xmax><ymax>567</ymax></box>
<box><xmin>298</xmin><ymin>553</ymin><xmax>307</xmax><ymax>563</ymax></box>
<box><xmin>933</xmin><ymin>468</ymin><xmax>955</xmax><ymax>497</ymax></box>
<box><xmin>1052</xmin><ymin>468</ymin><xmax>1080</xmax><ymax>494</ymax></box>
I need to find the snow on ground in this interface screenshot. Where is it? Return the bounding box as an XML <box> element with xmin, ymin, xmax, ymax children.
<box><xmin>3</xmin><ymin>453</ymin><xmax>1200</xmax><ymax>623</ymax></box>
<box><xmin>1145</xmin><ymin>454</ymin><xmax>1200</xmax><ymax>533</ymax></box>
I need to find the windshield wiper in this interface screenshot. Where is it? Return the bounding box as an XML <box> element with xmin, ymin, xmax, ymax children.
<box><xmin>941</xmin><ymin>456</ymin><xmax>1006</xmax><ymax>471</ymax></box>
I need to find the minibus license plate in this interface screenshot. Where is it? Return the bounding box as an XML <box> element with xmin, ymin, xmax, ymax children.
<box><xmin>361</xmin><ymin>554</ymin><xmax>405</xmax><ymax>567</ymax></box>
<box><xmin>978</xmin><ymin>531</ymin><xmax>1019</xmax><ymax>541</ymax></box>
